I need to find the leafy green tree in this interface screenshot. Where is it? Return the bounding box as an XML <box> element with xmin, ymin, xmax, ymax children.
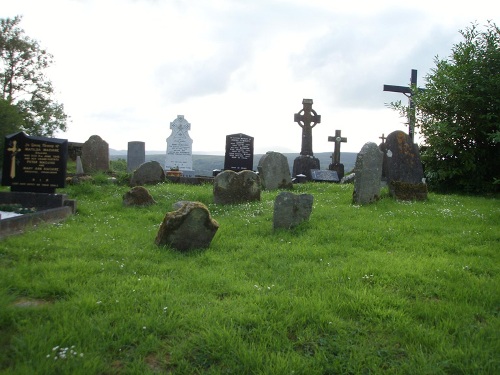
<box><xmin>391</xmin><ymin>21</ymin><xmax>500</xmax><ymax>193</ymax></box>
<box><xmin>0</xmin><ymin>15</ymin><xmax>68</xmax><ymax>139</ymax></box>
<box><xmin>0</xmin><ymin>98</ymin><xmax>24</xmax><ymax>165</ymax></box>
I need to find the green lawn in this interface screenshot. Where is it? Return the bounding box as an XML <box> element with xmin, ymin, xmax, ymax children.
<box><xmin>1</xmin><ymin>181</ymin><xmax>499</xmax><ymax>374</ymax></box>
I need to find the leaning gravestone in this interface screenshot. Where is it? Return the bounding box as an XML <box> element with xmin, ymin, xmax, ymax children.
<box><xmin>127</xmin><ymin>141</ymin><xmax>145</xmax><ymax>172</ymax></box>
<box><xmin>165</xmin><ymin>115</ymin><xmax>193</xmax><ymax>173</ymax></box>
<box><xmin>213</xmin><ymin>170</ymin><xmax>260</xmax><ymax>205</ymax></box>
<box><xmin>155</xmin><ymin>201</ymin><xmax>219</xmax><ymax>251</ymax></box>
<box><xmin>2</xmin><ymin>131</ymin><xmax>68</xmax><ymax>194</ymax></box>
<box><xmin>273</xmin><ymin>191</ymin><xmax>314</xmax><ymax>229</ymax></box>
<box><xmin>383</xmin><ymin>130</ymin><xmax>427</xmax><ymax>200</ymax></box>
<box><xmin>352</xmin><ymin>142</ymin><xmax>384</xmax><ymax>205</ymax></box>
<box><xmin>257</xmin><ymin>151</ymin><xmax>293</xmax><ymax>190</ymax></box>
<box><xmin>224</xmin><ymin>133</ymin><xmax>254</xmax><ymax>172</ymax></box>
<box><xmin>129</xmin><ymin>161</ymin><xmax>165</xmax><ymax>186</ymax></box>
<box><xmin>81</xmin><ymin>135</ymin><xmax>109</xmax><ymax>173</ymax></box>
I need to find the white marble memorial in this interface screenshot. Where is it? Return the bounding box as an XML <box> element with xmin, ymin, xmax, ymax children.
<box><xmin>165</xmin><ymin>115</ymin><xmax>193</xmax><ymax>172</ymax></box>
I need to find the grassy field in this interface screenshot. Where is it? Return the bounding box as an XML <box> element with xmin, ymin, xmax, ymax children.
<box><xmin>0</xmin><ymin>180</ymin><xmax>499</xmax><ymax>374</ymax></box>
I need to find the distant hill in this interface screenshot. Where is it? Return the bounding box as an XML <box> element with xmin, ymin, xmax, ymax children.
<box><xmin>111</xmin><ymin>152</ymin><xmax>357</xmax><ymax>177</ymax></box>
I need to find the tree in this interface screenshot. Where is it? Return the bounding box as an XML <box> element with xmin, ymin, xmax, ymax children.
<box><xmin>0</xmin><ymin>98</ymin><xmax>24</xmax><ymax>166</ymax></box>
<box><xmin>391</xmin><ymin>21</ymin><xmax>500</xmax><ymax>193</ymax></box>
<box><xmin>0</xmin><ymin>15</ymin><xmax>68</xmax><ymax>139</ymax></box>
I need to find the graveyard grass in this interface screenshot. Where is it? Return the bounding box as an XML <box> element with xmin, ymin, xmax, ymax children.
<box><xmin>0</xmin><ymin>179</ymin><xmax>499</xmax><ymax>374</ymax></box>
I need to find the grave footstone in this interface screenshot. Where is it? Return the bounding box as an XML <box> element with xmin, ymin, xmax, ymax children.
<box><xmin>165</xmin><ymin>115</ymin><xmax>193</xmax><ymax>173</ymax></box>
<box><xmin>155</xmin><ymin>201</ymin><xmax>219</xmax><ymax>251</ymax></box>
<box><xmin>81</xmin><ymin>135</ymin><xmax>109</xmax><ymax>173</ymax></box>
<box><xmin>127</xmin><ymin>141</ymin><xmax>145</xmax><ymax>172</ymax></box>
<box><xmin>129</xmin><ymin>161</ymin><xmax>166</xmax><ymax>186</ymax></box>
<box><xmin>257</xmin><ymin>151</ymin><xmax>293</xmax><ymax>190</ymax></box>
<box><xmin>213</xmin><ymin>170</ymin><xmax>260</xmax><ymax>205</ymax></box>
<box><xmin>122</xmin><ymin>186</ymin><xmax>156</xmax><ymax>206</ymax></box>
<box><xmin>224</xmin><ymin>133</ymin><xmax>254</xmax><ymax>172</ymax></box>
<box><xmin>383</xmin><ymin>130</ymin><xmax>427</xmax><ymax>200</ymax></box>
<box><xmin>273</xmin><ymin>191</ymin><xmax>314</xmax><ymax>229</ymax></box>
<box><xmin>352</xmin><ymin>142</ymin><xmax>384</xmax><ymax>205</ymax></box>
<box><xmin>2</xmin><ymin>132</ymin><xmax>68</xmax><ymax>194</ymax></box>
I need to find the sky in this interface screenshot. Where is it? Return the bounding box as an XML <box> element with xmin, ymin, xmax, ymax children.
<box><xmin>2</xmin><ymin>0</ymin><xmax>498</xmax><ymax>154</ymax></box>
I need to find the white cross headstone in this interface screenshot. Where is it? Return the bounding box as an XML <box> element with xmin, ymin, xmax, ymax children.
<box><xmin>165</xmin><ymin>115</ymin><xmax>193</xmax><ymax>173</ymax></box>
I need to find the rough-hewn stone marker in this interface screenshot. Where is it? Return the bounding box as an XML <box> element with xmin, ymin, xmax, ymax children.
<box><xmin>213</xmin><ymin>170</ymin><xmax>260</xmax><ymax>205</ymax></box>
<box><xmin>273</xmin><ymin>191</ymin><xmax>313</xmax><ymax>229</ymax></box>
<box><xmin>81</xmin><ymin>135</ymin><xmax>109</xmax><ymax>173</ymax></box>
<box><xmin>352</xmin><ymin>142</ymin><xmax>384</xmax><ymax>205</ymax></box>
<box><xmin>257</xmin><ymin>151</ymin><xmax>293</xmax><ymax>190</ymax></box>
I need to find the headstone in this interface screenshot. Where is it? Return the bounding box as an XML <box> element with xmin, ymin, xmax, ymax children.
<box><xmin>328</xmin><ymin>129</ymin><xmax>347</xmax><ymax>180</ymax></box>
<box><xmin>213</xmin><ymin>170</ymin><xmax>261</xmax><ymax>205</ymax></box>
<box><xmin>340</xmin><ymin>173</ymin><xmax>355</xmax><ymax>184</ymax></box>
<box><xmin>383</xmin><ymin>130</ymin><xmax>427</xmax><ymax>200</ymax></box>
<box><xmin>127</xmin><ymin>141</ymin><xmax>145</xmax><ymax>172</ymax></box>
<box><xmin>122</xmin><ymin>186</ymin><xmax>156</xmax><ymax>206</ymax></box>
<box><xmin>2</xmin><ymin>132</ymin><xmax>68</xmax><ymax>194</ymax></box>
<box><xmin>224</xmin><ymin>133</ymin><xmax>254</xmax><ymax>172</ymax></box>
<box><xmin>292</xmin><ymin>99</ymin><xmax>321</xmax><ymax>179</ymax></box>
<box><xmin>76</xmin><ymin>156</ymin><xmax>84</xmax><ymax>175</ymax></box>
<box><xmin>310</xmin><ymin>169</ymin><xmax>339</xmax><ymax>182</ymax></box>
<box><xmin>273</xmin><ymin>191</ymin><xmax>314</xmax><ymax>229</ymax></box>
<box><xmin>155</xmin><ymin>201</ymin><xmax>219</xmax><ymax>251</ymax></box>
<box><xmin>165</xmin><ymin>115</ymin><xmax>193</xmax><ymax>172</ymax></box>
<box><xmin>129</xmin><ymin>161</ymin><xmax>166</xmax><ymax>186</ymax></box>
<box><xmin>352</xmin><ymin>142</ymin><xmax>384</xmax><ymax>205</ymax></box>
<box><xmin>81</xmin><ymin>135</ymin><xmax>109</xmax><ymax>173</ymax></box>
<box><xmin>257</xmin><ymin>151</ymin><xmax>293</xmax><ymax>190</ymax></box>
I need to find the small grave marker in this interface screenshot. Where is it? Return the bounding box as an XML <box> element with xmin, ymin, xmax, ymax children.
<box><xmin>224</xmin><ymin>133</ymin><xmax>254</xmax><ymax>172</ymax></box>
<box><xmin>328</xmin><ymin>129</ymin><xmax>347</xmax><ymax>180</ymax></box>
<box><xmin>310</xmin><ymin>169</ymin><xmax>339</xmax><ymax>182</ymax></box>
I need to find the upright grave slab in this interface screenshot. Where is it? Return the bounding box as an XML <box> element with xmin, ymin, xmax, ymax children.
<box><xmin>224</xmin><ymin>133</ymin><xmax>254</xmax><ymax>172</ymax></box>
<box><xmin>165</xmin><ymin>115</ymin><xmax>193</xmax><ymax>173</ymax></box>
<box><xmin>81</xmin><ymin>135</ymin><xmax>109</xmax><ymax>173</ymax></box>
<box><xmin>292</xmin><ymin>99</ymin><xmax>321</xmax><ymax>180</ymax></box>
<box><xmin>257</xmin><ymin>151</ymin><xmax>293</xmax><ymax>190</ymax></box>
<box><xmin>352</xmin><ymin>142</ymin><xmax>384</xmax><ymax>205</ymax></box>
<box><xmin>2</xmin><ymin>132</ymin><xmax>68</xmax><ymax>194</ymax></box>
<box><xmin>383</xmin><ymin>130</ymin><xmax>427</xmax><ymax>200</ymax></box>
<box><xmin>127</xmin><ymin>141</ymin><xmax>145</xmax><ymax>172</ymax></box>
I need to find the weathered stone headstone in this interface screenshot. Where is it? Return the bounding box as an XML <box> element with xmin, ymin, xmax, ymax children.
<box><xmin>122</xmin><ymin>186</ymin><xmax>156</xmax><ymax>206</ymax></box>
<box><xmin>273</xmin><ymin>191</ymin><xmax>314</xmax><ymax>229</ymax></box>
<box><xmin>165</xmin><ymin>115</ymin><xmax>193</xmax><ymax>172</ymax></box>
<box><xmin>257</xmin><ymin>151</ymin><xmax>293</xmax><ymax>190</ymax></box>
<box><xmin>352</xmin><ymin>142</ymin><xmax>384</xmax><ymax>205</ymax></box>
<box><xmin>129</xmin><ymin>161</ymin><xmax>165</xmax><ymax>186</ymax></box>
<box><xmin>310</xmin><ymin>169</ymin><xmax>339</xmax><ymax>182</ymax></box>
<box><xmin>155</xmin><ymin>201</ymin><xmax>219</xmax><ymax>251</ymax></box>
<box><xmin>213</xmin><ymin>170</ymin><xmax>260</xmax><ymax>205</ymax></box>
<box><xmin>383</xmin><ymin>130</ymin><xmax>427</xmax><ymax>200</ymax></box>
<box><xmin>2</xmin><ymin>132</ymin><xmax>68</xmax><ymax>194</ymax></box>
<box><xmin>292</xmin><ymin>99</ymin><xmax>321</xmax><ymax>180</ymax></box>
<box><xmin>328</xmin><ymin>129</ymin><xmax>347</xmax><ymax>180</ymax></box>
<box><xmin>127</xmin><ymin>141</ymin><xmax>145</xmax><ymax>172</ymax></box>
<box><xmin>81</xmin><ymin>135</ymin><xmax>109</xmax><ymax>173</ymax></box>
<box><xmin>224</xmin><ymin>133</ymin><xmax>254</xmax><ymax>172</ymax></box>
<box><xmin>76</xmin><ymin>156</ymin><xmax>84</xmax><ymax>175</ymax></box>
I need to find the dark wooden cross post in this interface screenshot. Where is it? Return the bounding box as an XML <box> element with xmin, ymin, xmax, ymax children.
<box><xmin>294</xmin><ymin>98</ymin><xmax>321</xmax><ymax>156</ymax></box>
<box><xmin>383</xmin><ymin>69</ymin><xmax>424</xmax><ymax>142</ymax></box>
<box><xmin>328</xmin><ymin>130</ymin><xmax>347</xmax><ymax>165</ymax></box>
<box><xmin>379</xmin><ymin>133</ymin><xmax>386</xmax><ymax>144</ymax></box>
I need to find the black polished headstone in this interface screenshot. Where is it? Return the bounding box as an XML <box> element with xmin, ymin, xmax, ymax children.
<box><xmin>2</xmin><ymin>132</ymin><xmax>68</xmax><ymax>193</ymax></box>
<box><xmin>224</xmin><ymin>133</ymin><xmax>254</xmax><ymax>172</ymax></box>
<box><xmin>311</xmin><ymin>169</ymin><xmax>339</xmax><ymax>182</ymax></box>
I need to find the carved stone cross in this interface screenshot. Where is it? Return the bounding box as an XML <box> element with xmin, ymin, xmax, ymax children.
<box><xmin>7</xmin><ymin>140</ymin><xmax>22</xmax><ymax>179</ymax></box>
<box><xmin>379</xmin><ymin>133</ymin><xmax>387</xmax><ymax>144</ymax></box>
<box><xmin>294</xmin><ymin>99</ymin><xmax>321</xmax><ymax>156</ymax></box>
<box><xmin>328</xmin><ymin>130</ymin><xmax>347</xmax><ymax>165</ymax></box>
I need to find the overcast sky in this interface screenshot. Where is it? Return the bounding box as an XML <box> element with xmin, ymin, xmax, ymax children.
<box><xmin>2</xmin><ymin>0</ymin><xmax>497</xmax><ymax>154</ymax></box>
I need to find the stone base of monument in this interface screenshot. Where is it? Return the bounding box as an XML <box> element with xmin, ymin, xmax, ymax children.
<box><xmin>0</xmin><ymin>192</ymin><xmax>76</xmax><ymax>239</ymax></box>
<box><xmin>292</xmin><ymin>155</ymin><xmax>320</xmax><ymax>181</ymax></box>
<box><xmin>328</xmin><ymin>163</ymin><xmax>345</xmax><ymax>180</ymax></box>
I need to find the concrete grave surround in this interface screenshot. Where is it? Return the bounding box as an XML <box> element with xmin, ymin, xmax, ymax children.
<box><xmin>383</xmin><ymin>130</ymin><xmax>427</xmax><ymax>200</ymax></box>
<box><xmin>129</xmin><ymin>161</ymin><xmax>166</xmax><ymax>187</ymax></box>
<box><xmin>165</xmin><ymin>115</ymin><xmax>193</xmax><ymax>171</ymax></box>
<box><xmin>352</xmin><ymin>142</ymin><xmax>384</xmax><ymax>205</ymax></box>
<box><xmin>213</xmin><ymin>170</ymin><xmax>261</xmax><ymax>205</ymax></box>
<box><xmin>273</xmin><ymin>191</ymin><xmax>314</xmax><ymax>229</ymax></box>
<box><xmin>155</xmin><ymin>201</ymin><xmax>219</xmax><ymax>251</ymax></box>
<box><xmin>81</xmin><ymin>135</ymin><xmax>109</xmax><ymax>173</ymax></box>
<box><xmin>257</xmin><ymin>151</ymin><xmax>293</xmax><ymax>190</ymax></box>
<box><xmin>127</xmin><ymin>141</ymin><xmax>145</xmax><ymax>172</ymax></box>
<box><xmin>122</xmin><ymin>186</ymin><xmax>156</xmax><ymax>207</ymax></box>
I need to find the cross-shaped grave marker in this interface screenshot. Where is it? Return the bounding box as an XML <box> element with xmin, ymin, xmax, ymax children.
<box><xmin>328</xmin><ymin>130</ymin><xmax>347</xmax><ymax>165</ymax></box>
<box><xmin>379</xmin><ymin>133</ymin><xmax>387</xmax><ymax>144</ymax></box>
<box><xmin>383</xmin><ymin>69</ymin><xmax>425</xmax><ymax>142</ymax></box>
<box><xmin>294</xmin><ymin>98</ymin><xmax>321</xmax><ymax>156</ymax></box>
<box><xmin>7</xmin><ymin>140</ymin><xmax>22</xmax><ymax>179</ymax></box>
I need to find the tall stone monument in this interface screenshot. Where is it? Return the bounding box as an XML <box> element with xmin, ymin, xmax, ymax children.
<box><xmin>292</xmin><ymin>99</ymin><xmax>321</xmax><ymax>180</ymax></box>
<box><xmin>165</xmin><ymin>115</ymin><xmax>193</xmax><ymax>173</ymax></box>
<box><xmin>328</xmin><ymin>129</ymin><xmax>347</xmax><ymax>180</ymax></box>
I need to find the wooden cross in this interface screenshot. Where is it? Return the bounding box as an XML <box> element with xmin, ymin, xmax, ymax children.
<box><xmin>379</xmin><ymin>133</ymin><xmax>387</xmax><ymax>144</ymax></box>
<box><xmin>328</xmin><ymin>130</ymin><xmax>347</xmax><ymax>165</ymax></box>
<box><xmin>7</xmin><ymin>140</ymin><xmax>22</xmax><ymax>179</ymax></box>
<box><xmin>294</xmin><ymin>98</ymin><xmax>321</xmax><ymax>156</ymax></box>
<box><xmin>383</xmin><ymin>69</ymin><xmax>425</xmax><ymax>142</ymax></box>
